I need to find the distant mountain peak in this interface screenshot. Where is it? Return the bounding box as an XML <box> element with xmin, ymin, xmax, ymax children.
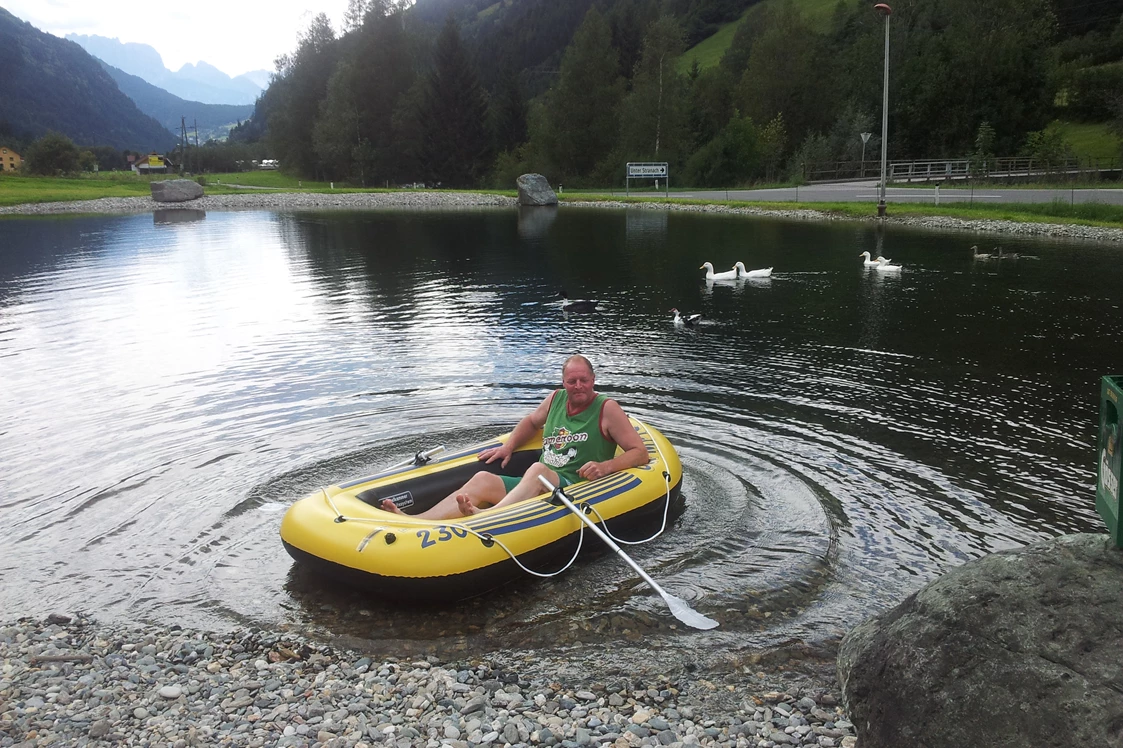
<box><xmin>65</xmin><ymin>34</ymin><xmax>263</xmax><ymax>105</ymax></box>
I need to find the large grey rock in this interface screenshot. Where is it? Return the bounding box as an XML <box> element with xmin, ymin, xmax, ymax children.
<box><xmin>150</xmin><ymin>179</ymin><xmax>204</xmax><ymax>203</ymax></box>
<box><xmin>838</xmin><ymin>533</ymin><xmax>1123</xmax><ymax>748</ymax></box>
<box><xmin>516</xmin><ymin>173</ymin><xmax>557</xmax><ymax>206</ymax></box>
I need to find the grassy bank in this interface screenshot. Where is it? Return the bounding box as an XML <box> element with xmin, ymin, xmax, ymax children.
<box><xmin>4</xmin><ymin>173</ymin><xmax>1123</xmax><ymax>229</ymax></box>
<box><xmin>565</xmin><ymin>193</ymin><xmax>1123</xmax><ymax>228</ymax></box>
<box><xmin>0</xmin><ymin>173</ymin><xmax>255</xmax><ymax>206</ymax></box>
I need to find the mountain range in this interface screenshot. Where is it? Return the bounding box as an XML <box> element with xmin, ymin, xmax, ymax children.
<box><xmin>98</xmin><ymin>62</ymin><xmax>255</xmax><ymax>143</ymax></box>
<box><xmin>65</xmin><ymin>33</ymin><xmax>269</xmax><ymax>106</ymax></box>
<box><xmin>0</xmin><ymin>8</ymin><xmax>175</xmax><ymax>152</ymax></box>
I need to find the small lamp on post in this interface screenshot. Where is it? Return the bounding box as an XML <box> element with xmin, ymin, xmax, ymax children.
<box><xmin>860</xmin><ymin>132</ymin><xmax>872</xmax><ymax>178</ymax></box>
<box><xmin>875</xmin><ymin>3</ymin><xmax>891</xmax><ymax>218</ymax></box>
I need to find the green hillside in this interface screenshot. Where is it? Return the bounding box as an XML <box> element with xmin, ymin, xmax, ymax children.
<box><xmin>678</xmin><ymin>0</ymin><xmax>860</xmax><ymax>74</ymax></box>
<box><xmin>1053</xmin><ymin>120</ymin><xmax>1122</xmax><ymax>160</ymax></box>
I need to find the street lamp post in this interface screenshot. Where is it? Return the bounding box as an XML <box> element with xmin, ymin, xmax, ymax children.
<box><xmin>875</xmin><ymin>3</ymin><xmax>891</xmax><ymax>217</ymax></box>
<box><xmin>860</xmin><ymin>132</ymin><xmax>872</xmax><ymax>178</ymax></box>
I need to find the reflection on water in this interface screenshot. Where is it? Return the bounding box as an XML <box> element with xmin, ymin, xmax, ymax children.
<box><xmin>516</xmin><ymin>205</ymin><xmax>556</xmax><ymax>240</ymax></box>
<box><xmin>0</xmin><ymin>206</ymin><xmax>1119</xmax><ymax>666</ymax></box>
<box><xmin>154</xmin><ymin>208</ymin><xmax>206</xmax><ymax>224</ymax></box>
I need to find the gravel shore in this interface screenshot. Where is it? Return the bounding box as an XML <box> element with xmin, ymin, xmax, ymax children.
<box><xmin>1</xmin><ymin>614</ymin><xmax>856</xmax><ymax>748</ymax></box>
<box><xmin>3</xmin><ymin>189</ymin><xmax>1122</xmax><ymax>243</ymax></box>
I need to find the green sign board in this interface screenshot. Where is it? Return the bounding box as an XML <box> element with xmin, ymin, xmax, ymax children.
<box><xmin>1096</xmin><ymin>375</ymin><xmax>1123</xmax><ymax>546</ymax></box>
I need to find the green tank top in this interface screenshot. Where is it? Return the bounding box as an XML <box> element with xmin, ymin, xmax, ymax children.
<box><xmin>540</xmin><ymin>391</ymin><xmax>617</xmax><ymax>483</ymax></box>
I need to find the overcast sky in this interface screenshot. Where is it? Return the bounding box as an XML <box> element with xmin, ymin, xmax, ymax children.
<box><xmin>5</xmin><ymin>0</ymin><xmax>351</xmax><ymax>77</ymax></box>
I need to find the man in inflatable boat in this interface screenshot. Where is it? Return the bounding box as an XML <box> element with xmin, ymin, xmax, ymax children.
<box><xmin>379</xmin><ymin>354</ymin><xmax>649</xmax><ymax>519</ymax></box>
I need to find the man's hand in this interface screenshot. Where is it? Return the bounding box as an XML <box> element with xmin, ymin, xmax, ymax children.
<box><xmin>478</xmin><ymin>444</ymin><xmax>513</xmax><ymax>467</ymax></box>
<box><xmin>577</xmin><ymin>461</ymin><xmax>609</xmax><ymax>481</ymax></box>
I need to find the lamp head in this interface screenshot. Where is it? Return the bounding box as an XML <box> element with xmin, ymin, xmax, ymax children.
<box><xmin>874</xmin><ymin>3</ymin><xmax>892</xmax><ymax>15</ymax></box>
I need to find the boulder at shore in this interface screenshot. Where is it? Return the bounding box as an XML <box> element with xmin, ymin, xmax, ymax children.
<box><xmin>517</xmin><ymin>173</ymin><xmax>557</xmax><ymax>206</ymax></box>
<box><xmin>151</xmin><ymin>179</ymin><xmax>204</xmax><ymax>203</ymax></box>
<box><xmin>837</xmin><ymin>533</ymin><xmax>1123</xmax><ymax>748</ymax></box>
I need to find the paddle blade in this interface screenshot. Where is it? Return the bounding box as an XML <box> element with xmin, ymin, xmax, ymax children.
<box><xmin>664</xmin><ymin>593</ymin><xmax>719</xmax><ymax>630</ymax></box>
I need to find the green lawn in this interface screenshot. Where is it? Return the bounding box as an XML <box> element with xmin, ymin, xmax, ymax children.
<box><xmin>1053</xmin><ymin>120</ymin><xmax>1121</xmax><ymax>161</ymax></box>
<box><xmin>0</xmin><ymin>171</ymin><xmax>307</xmax><ymax>206</ymax></box>
<box><xmin>205</xmin><ymin>171</ymin><xmax>330</xmax><ymax>189</ymax></box>
<box><xmin>0</xmin><ymin>173</ymin><xmax>155</xmax><ymax>206</ymax></box>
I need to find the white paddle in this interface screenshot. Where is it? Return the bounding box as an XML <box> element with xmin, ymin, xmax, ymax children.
<box><xmin>536</xmin><ymin>475</ymin><xmax>718</xmax><ymax>630</ymax></box>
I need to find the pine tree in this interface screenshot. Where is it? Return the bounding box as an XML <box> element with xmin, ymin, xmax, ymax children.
<box><xmin>416</xmin><ymin>19</ymin><xmax>492</xmax><ymax>188</ymax></box>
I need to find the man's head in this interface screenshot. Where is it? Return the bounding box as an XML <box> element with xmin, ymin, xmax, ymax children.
<box><xmin>561</xmin><ymin>355</ymin><xmax>596</xmax><ymax>408</ymax></box>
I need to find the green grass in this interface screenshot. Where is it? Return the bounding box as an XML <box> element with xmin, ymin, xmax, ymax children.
<box><xmin>678</xmin><ymin>0</ymin><xmax>859</xmax><ymax>73</ymax></box>
<box><xmin>0</xmin><ymin>171</ymin><xmax>321</xmax><ymax>206</ymax></box>
<box><xmin>559</xmin><ymin>193</ymin><xmax>1123</xmax><ymax>228</ymax></box>
<box><xmin>6</xmin><ymin>173</ymin><xmax>1122</xmax><ymax>229</ymax></box>
<box><xmin>1052</xmin><ymin>120</ymin><xmax>1121</xmax><ymax>161</ymax></box>
<box><xmin>0</xmin><ymin>173</ymin><xmax>155</xmax><ymax>206</ymax></box>
<box><xmin>205</xmin><ymin>171</ymin><xmax>330</xmax><ymax>189</ymax></box>
<box><xmin>677</xmin><ymin>17</ymin><xmax>741</xmax><ymax>73</ymax></box>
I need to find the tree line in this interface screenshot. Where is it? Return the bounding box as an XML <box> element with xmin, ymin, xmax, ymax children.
<box><xmin>8</xmin><ymin>0</ymin><xmax>1121</xmax><ymax>186</ymax></box>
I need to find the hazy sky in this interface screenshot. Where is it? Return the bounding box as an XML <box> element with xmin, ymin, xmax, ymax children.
<box><xmin>5</xmin><ymin>0</ymin><xmax>351</xmax><ymax>77</ymax></box>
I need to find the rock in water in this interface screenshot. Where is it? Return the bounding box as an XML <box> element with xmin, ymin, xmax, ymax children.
<box><xmin>516</xmin><ymin>173</ymin><xmax>557</xmax><ymax>206</ymax></box>
<box><xmin>837</xmin><ymin>533</ymin><xmax>1123</xmax><ymax>748</ymax></box>
<box><xmin>150</xmin><ymin>179</ymin><xmax>204</xmax><ymax>203</ymax></box>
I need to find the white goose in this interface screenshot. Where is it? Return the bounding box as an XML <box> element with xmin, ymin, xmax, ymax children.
<box><xmin>859</xmin><ymin>251</ymin><xmax>888</xmax><ymax>267</ymax></box>
<box><xmin>700</xmin><ymin>262</ymin><xmax>739</xmax><ymax>281</ymax></box>
<box><xmin>971</xmin><ymin>245</ymin><xmax>994</xmax><ymax>260</ymax></box>
<box><xmin>874</xmin><ymin>257</ymin><xmax>902</xmax><ymax>272</ymax></box>
<box><xmin>733</xmin><ymin>261</ymin><xmax>773</xmax><ymax>279</ymax></box>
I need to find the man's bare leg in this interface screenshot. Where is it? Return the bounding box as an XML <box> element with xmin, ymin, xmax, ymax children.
<box><xmin>380</xmin><ymin>472</ymin><xmax>506</xmax><ymax>520</ymax></box>
<box><xmin>482</xmin><ymin>463</ymin><xmax>560</xmax><ymax>513</ymax></box>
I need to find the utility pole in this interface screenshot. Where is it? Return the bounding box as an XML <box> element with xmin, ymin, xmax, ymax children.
<box><xmin>193</xmin><ymin>119</ymin><xmax>199</xmax><ymax>174</ymax></box>
<box><xmin>875</xmin><ymin>4</ymin><xmax>892</xmax><ymax>217</ymax></box>
<box><xmin>180</xmin><ymin>116</ymin><xmax>188</xmax><ymax>176</ymax></box>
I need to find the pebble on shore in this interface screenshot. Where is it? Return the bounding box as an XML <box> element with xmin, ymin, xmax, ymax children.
<box><xmin>0</xmin><ymin>614</ymin><xmax>857</xmax><ymax>748</ymax></box>
<box><xmin>1</xmin><ymin>189</ymin><xmax>1121</xmax><ymax>244</ymax></box>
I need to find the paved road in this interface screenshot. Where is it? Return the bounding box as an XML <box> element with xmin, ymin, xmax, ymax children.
<box><xmin>664</xmin><ymin>180</ymin><xmax>1123</xmax><ymax>205</ymax></box>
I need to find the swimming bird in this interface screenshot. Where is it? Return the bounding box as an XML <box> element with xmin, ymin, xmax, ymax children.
<box><xmin>997</xmin><ymin>247</ymin><xmax>1020</xmax><ymax>260</ymax></box>
<box><xmin>859</xmin><ymin>251</ymin><xmax>887</xmax><ymax>267</ymax></box>
<box><xmin>874</xmin><ymin>257</ymin><xmax>902</xmax><ymax>272</ymax></box>
<box><xmin>733</xmin><ymin>261</ymin><xmax>773</xmax><ymax>278</ymax></box>
<box><xmin>700</xmin><ymin>262</ymin><xmax>739</xmax><ymax>281</ymax></box>
<box><xmin>558</xmin><ymin>291</ymin><xmax>598</xmax><ymax>313</ymax></box>
<box><xmin>971</xmin><ymin>245</ymin><xmax>994</xmax><ymax>260</ymax></box>
<box><xmin>670</xmin><ymin>308</ymin><xmax>703</xmax><ymax>326</ymax></box>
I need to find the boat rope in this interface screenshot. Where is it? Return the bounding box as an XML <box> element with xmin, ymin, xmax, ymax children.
<box><xmin>586</xmin><ymin>422</ymin><xmax>673</xmax><ymax>546</ymax></box>
<box><xmin>456</xmin><ymin>523</ymin><xmax>589</xmax><ymax>578</ymax></box>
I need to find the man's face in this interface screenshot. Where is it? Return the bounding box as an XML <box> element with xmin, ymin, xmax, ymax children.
<box><xmin>562</xmin><ymin>362</ymin><xmax>595</xmax><ymax>407</ymax></box>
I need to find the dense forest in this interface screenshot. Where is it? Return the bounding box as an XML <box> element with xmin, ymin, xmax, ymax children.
<box><xmin>235</xmin><ymin>0</ymin><xmax>1123</xmax><ymax>188</ymax></box>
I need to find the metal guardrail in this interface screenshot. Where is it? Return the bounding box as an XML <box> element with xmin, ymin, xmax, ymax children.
<box><xmin>806</xmin><ymin>157</ymin><xmax>1123</xmax><ymax>183</ymax></box>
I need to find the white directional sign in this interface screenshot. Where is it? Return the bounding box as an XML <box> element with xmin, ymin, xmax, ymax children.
<box><xmin>627</xmin><ymin>162</ymin><xmax>668</xmax><ymax>177</ymax></box>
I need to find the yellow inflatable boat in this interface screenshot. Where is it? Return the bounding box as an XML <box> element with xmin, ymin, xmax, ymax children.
<box><xmin>280</xmin><ymin>418</ymin><xmax>682</xmax><ymax>600</ymax></box>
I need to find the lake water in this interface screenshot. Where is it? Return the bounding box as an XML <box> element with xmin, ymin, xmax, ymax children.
<box><xmin>1</xmin><ymin>205</ymin><xmax>1119</xmax><ymax>671</ymax></box>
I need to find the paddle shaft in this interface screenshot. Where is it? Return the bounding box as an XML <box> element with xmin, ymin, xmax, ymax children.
<box><xmin>535</xmin><ymin>476</ymin><xmax>673</xmax><ymax>601</ymax></box>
